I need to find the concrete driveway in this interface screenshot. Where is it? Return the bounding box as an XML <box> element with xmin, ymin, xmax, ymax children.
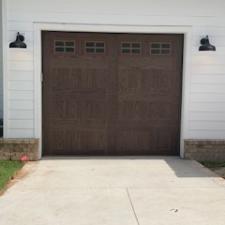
<box><xmin>1</xmin><ymin>157</ymin><xmax>225</xmax><ymax>225</ymax></box>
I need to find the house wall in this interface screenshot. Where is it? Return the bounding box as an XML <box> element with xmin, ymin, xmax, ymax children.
<box><xmin>0</xmin><ymin>0</ymin><xmax>3</xmax><ymax>120</ymax></box>
<box><xmin>3</xmin><ymin>0</ymin><xmax>225</xmax><ymax>143</ymax></box>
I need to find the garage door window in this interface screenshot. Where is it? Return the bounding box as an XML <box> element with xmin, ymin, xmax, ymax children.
<box><xmin>121</xmin><ymin>42</ymin><xmax>141</xmax><ymax>54</ymax></box>
<box><xmin>85</xmin><ymin>42</ymin><xmax>105</xmax><ymax>53</ymax></box>
<box><xmin>150</xmin><ymin>43</ymin><xmax>171</xmax><ymax>55</ymax></box>
<box><xmin>54</xmin><ymin>41</ymin><xmax>75</xmax><ymax>53</ymax></box>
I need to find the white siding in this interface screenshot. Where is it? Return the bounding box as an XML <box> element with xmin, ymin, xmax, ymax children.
<box><xmin>189</xmin><ymin>26</ymin><xmax>225</xmax><ymax>139</ymax></box>
<box><xmin>4</xmin><ymin>0</ymin><xmax>225</xmax><ymax>140</ymax></box>
<box><xmin>0</xmin><ymin>0</ymin><xmax>3</xmax><ymax>119</ymax></box>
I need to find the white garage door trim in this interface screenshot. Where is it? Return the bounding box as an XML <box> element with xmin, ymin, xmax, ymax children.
<box><xmin>33</xmin><ymin>23</ymin><xmax>192</xmax><ymax>159</ymax></box>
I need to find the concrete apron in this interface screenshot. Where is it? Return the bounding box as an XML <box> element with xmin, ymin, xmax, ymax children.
<box><xmin>0</xmin><ymin>157</ymin><xmax>225</xmax><ymax>225</ymax></box>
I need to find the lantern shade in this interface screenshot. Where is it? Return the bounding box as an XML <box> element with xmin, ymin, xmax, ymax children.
<box><xmin>9</xmin><ymin>32</ymin><xmax>27</xmax><ymax>48</ymax></box>
<box><xmin>199</xmin><ymin>36</ymin><xmax>216</xmax><ymax>51</ymax></box>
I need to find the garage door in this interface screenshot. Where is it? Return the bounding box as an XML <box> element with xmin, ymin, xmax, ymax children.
<box><xmin>42</xmin><ymin>32</ymin><xmax>183</xmax><ymax>156</ymax></box>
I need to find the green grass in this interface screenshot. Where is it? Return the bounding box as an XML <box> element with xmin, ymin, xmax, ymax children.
<box><xmin>201</xmin><ymin>161</ymin><xmax>225</xmax><ymax>170</ymax></box>
<box><xmin>0</xmin><ymin>161</ymin><xmax>23</xmax><ymax>190</ymax></box>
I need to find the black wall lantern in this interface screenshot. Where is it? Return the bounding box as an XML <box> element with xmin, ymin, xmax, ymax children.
<box><xmin>9</xmin><ymin>32</ymin><xmax>27</xmax><ymax>48</ymax></box>
<box><xmin>199</xmin><ymin>35</ymin><xmax>216</xmax><ymax>51</ymax></box>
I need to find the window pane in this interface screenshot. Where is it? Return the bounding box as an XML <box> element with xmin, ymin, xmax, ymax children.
<box><xmin>55</xmin><ymin>47</ymin><xmax>65</xmax><ymax>52</ymax></box>
<box><xmin>132</xmin><ymin>49</ymin><xmax>141</xmax><ymax>54</ymax></box>
<box><xmin>122</xmin><ymin>43</ymin><xmax>130</xmax><ymax>48</ymax></box>
<box><xmin>151</xmin><ymin>49</ymin><xmax>160</xmax><ymax>55</ymax></box>
<box><xmin>86</xmin><ymin>42</ymin><xmax>95</xmax><ymax>47</ymax></box>
<box><xmin>86</xmin><ymin>42</ymin><xmax>105</xmax><ymax>53</ymax></box>
<box><xmin>162</xmin><ymin>43</ymin><xmax>170</xmax><ymax>49</ymax></box>
<box><xmin>151</xmin><ymin>43</ymin><xmax>160</xmax><ymax>48</ymax></box>
<box><xmin>96</xmin><ymin>42</ymin><xmax>104</xmax><ymax>47</ymax></box>
<box><xmin>55</xmin><ymin>40</ymin><xmax>75</xmax><ymax>53</ymax></box>
<box><xmin>55</xmin><ymin>41</ymin><xmax>64</xmax><ymax>46</ymax></box>
<box><xmin>96</xmin><ymin>48</ymin><xmax>104</xmax><ymax>53</ymax></box>
<box><xmin>150</xmin><ymin>42</ymin><xmax>171</xmax><ymax>55</ymax></box>
<box><xmin>161</xmin><ymin>49</ymin><xmax>170</xmax><ymax>54</ymax></box>
<box><xmin>86</xmin><ymin>48</ymin><xmax>95</xmax><ymax>53</ymax></box>
<box><xmin>132</xmin><ymin>43</ymin><xmax>140</xmax><ymax>48</ymax></box>
<box><xmin>65</xmin><ymin>42</ymin><xmax>74</xmax><ymax>47</ymax></box>
<box><xmin>121</xmin><ymin>42</ymin><xmax>141</xmax><ymax>54</ymax></box>
<box><xmin>65</xmin><ymin>48</ymin><xmax>74</xmax><ymax>52</ymax></box>
<box><xmin>122</xmin><ymin>49</ymin><xmax>130</xmax><ymax>53</ymax></box>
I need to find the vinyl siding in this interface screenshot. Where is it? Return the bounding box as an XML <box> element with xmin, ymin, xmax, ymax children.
<box><xmin>189</xmin><ymin>27</ymin><xmax>225</xmax><ymax>139</ymax></box>
<box><xmin>0</xmin><ymin>0</ymin><xmax>3</xmax><ymax>119</ymax></box>
<box><xmin>4</xmin><ymin>0</ymin><xmax>225</xmax><ymax>140</ymax></box>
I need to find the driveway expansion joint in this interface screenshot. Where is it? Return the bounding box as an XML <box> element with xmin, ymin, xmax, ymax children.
<box><xmin>126</xmin><ymin>188</ymin><xmax>140</xmax><ymax>225</ymax></box>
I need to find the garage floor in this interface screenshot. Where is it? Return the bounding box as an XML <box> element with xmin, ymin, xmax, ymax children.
<box><xmin>1</xmin><ymin>157</ymin><xmax>225</xmax><ymax>225</ymax></box>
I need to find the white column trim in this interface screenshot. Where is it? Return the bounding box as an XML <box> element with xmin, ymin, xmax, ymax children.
<box><xmin>2</xmin><ymin>0</ymin><xmax>8</xmax><ymax>138</ymax></box>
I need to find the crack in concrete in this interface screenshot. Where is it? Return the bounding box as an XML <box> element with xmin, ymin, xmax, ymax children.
<box><xmin>126</xmin><ymin>188</ymin><xmax>140</xmax><ymax>225</ymax></box>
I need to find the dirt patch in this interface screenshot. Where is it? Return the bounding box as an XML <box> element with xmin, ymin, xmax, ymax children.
<box><xmin>201</xmin><ymin>162</ymin><xmax>225</xmax><ymax>179</ymax></box>
<box><xmin>213</xmin><ymin>168</ymin><xmax>225</xmax><ymax>179</ymax></box>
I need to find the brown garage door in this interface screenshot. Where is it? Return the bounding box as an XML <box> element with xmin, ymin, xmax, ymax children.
<box><xmin>42</xmin><ymin>32</ymin><xmax>183</xmax><ymax>156</ymax></box>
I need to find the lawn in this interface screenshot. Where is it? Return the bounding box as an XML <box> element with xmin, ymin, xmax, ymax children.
<box><xmin>0</xmin><ymin>161</ymin><xmax>23</xmax><ymax>190</ymax></box>
<box><xmin>201</xmin><ymin>161</ymin><xmax>225</xmax><ymax>179</ymax></box>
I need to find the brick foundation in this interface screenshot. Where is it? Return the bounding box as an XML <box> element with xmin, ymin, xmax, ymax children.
<box><xmin>184</xmin><ymin>139</ymin><xmax>225</xmax><ymax>162</ymax></box>
<box><xmin>1</xmin><ymin>138</ymin><xmax>224</xmax><ymax>162</ymax></box>
<box><xmin>0</xmin><ymin>139</ymin><xmax>39</xmax><ymax>161</ymax></box>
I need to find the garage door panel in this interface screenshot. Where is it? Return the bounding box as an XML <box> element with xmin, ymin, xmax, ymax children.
<box><xmin>119</xmin><ymin>58</ymin><xmax>175</xmax><ymax>69</ymax></box>
<box><xmin>79</xmin><ymin>100</ymin><xmax>106</xmax><ymax>120</ymax></box>
<box><xmin>78</xmin><ymin>130</ymin><xmax>107</xmax><ymax>154</ymax></box>
<box><xmin>51</xmin><ymin>68</ymin><xmax>108</xmax><ymax>91</ymax></box>
<box><xmin>48</xmin><ymin>129</ymin><xmax>107</xmax><ymax>155</ymax></box>
<box><xmin>47</xmin><ymin>129</ymin><xmax>80</xmax><ymax>155</ymax></box>
<box><xmin>108</xmin><ymin>128</ymin><xmax>178</xmax><ymax>155</ymax></box>
<box><xmin>51</xmin><ymin>119</ymin><xmax>107</xmax><ymax>130</ymax></box>
<box><xmin>42</xmin><ymin>32</ymin><xmax>183</xmax><ymax>156</ymax></box>
<box><xmin>155</xmin><ymin>128</ymin><xmax>179</xmax><ymax>154</ymax></box>
<box><xmin>115</xmin><ymin>130</ymin><xmax>153</xmax><ymax>154</ymax></box>
<box><xmin>119</xmin><ymin>69</ymin><xmax>174</xmax><ymax>96</ymax></box>
<box><xmin>118</xmin><ymin>101</ymin><xmax>178</xmax><ymax>122</ymax></box>
<box><xmin>106</xmin><ymin>130</ymin><xmax>154</xmax><ymax>155</ymax></box>
<box><xmin>52</xmin><ymin>98</ymin><xmax>79</xmax><ymax>120</ymax></box>
<box><xmin>50</xmin><ymin>97</ymin><xmax>107</xmax><ymax>121</ymax></box>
